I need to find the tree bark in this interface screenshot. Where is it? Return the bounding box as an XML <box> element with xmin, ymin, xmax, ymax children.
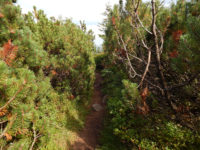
<box><xmin>151</xmin><ymin>0</ymin><xmax>170</xmax><ymax>100</ymax></box>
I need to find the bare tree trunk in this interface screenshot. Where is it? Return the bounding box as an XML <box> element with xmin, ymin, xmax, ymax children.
<box><xmin>151</xmin><ymin>0</ymin><xmax>170</xmax><ymax>100</ymax></box>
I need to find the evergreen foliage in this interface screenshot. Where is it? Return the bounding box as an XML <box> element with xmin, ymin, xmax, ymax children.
<box><xmin>99</xmin><ymin>0</ymin><xmax>200</xmax><ymax>149</ymax></box>
<box><xmin>1</xmin><ymin>0</ymin><xmax>200</xmax><ymax>149</ymax></box>
<box><xmin>100</xmin><ymin>66</ymin><xmax>200</xmax><ymax>149</ymax></box>
<box><xmin>0</xmin><ymin>0</ymin><xmax>95</xmax><ymax>149</ymax></box>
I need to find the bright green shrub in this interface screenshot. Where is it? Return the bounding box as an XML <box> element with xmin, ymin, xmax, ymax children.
<box><xmin>23</xmin><ymin>8</ymin><xmax>95</xmax><ymax>99</ymax></box>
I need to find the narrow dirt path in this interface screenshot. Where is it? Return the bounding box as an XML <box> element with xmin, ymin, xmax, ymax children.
<box><xmin>70</xmin><ymin>72</ymin><xmax>105</xmax><ymax>150</ymax></box>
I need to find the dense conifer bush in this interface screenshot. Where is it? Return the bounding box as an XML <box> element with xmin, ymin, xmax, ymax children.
<box><xmin>100</xmin><ymin>65</ymin><xmax>200</xmax><ymax>150</ymax></box>
<box><xmin>0</xmin><ymin>0</ymin><xmax>95</xmax><ymax>149</ymax></box>
<box><xmin>99</xmin><ymin>0</ymin><xmax>200</xmax><ymax>149</ymax></box>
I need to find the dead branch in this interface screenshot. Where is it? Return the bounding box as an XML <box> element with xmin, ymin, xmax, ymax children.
<box><xmin>137</xmin><ymin>14</ymin><xmax>152</xmax><ymax>34</ymax></box>
<box><xmin>139</xmin><ymin>48</ymin><xmax>151</xmax><ymax>87</ymax></box>
<box><xmin>29</xmin><ymin>128</ymin><xmax>42</xmax><ymax>150</ymax></box>
<box><xmin>137</xmin><ymin>74</ymin><xmax>164</xmax><ymax>92</ymax></box>
<box><xmin>130</xmin><ymin>0</ymin><xmax>152</xmax><ymax>35</ymax></box>
<box><xmin>151</xmin><ymin>0</ymin><xmax>170</xmax><ymax>99</ymax></box>
<box><xmin>129</xmin><ymin>8</ymin><xmax>150</xmax><ymax>51</ymax></box>
<box><xmin>0</xmin><ymin>120</ymin><xmax>8</xmax><ymax>124</ymax></box>
<box><xmin>133</xmin><ymin>0</ymin><xmax>140</xmax><ymax>12</ymax></box>
<box><xmin>128</xmin><ymin>53</ymin><xmax>147</xmax><ymax>64</ymax></box>
<box><xmin>156</xmin><ymin>27</ymin><xmax>164</xmax><ymax>55</ymax></box>
<box><xmin>156</xmin><ymin>0</ymin><xmax>165</xmax><ymax>15</ymax></box>
<box><xmin>112</xmin><ymin>0</ymin><xmax>168</xmax><ymax>94</ymax></box>
<box><xmin>114</xmin><ymin>25</ymin><xmax>139</xmax><ymax>78</ymax></box>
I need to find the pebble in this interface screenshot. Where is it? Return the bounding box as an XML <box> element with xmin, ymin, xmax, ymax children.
<box><xmin>92</xmin><ymin>104</ymin><xmax>103</xmax><ymax>111</ymax></box>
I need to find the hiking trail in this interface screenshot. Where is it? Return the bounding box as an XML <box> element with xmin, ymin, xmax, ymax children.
<box><xmin>70</xmin><ymin>72</ymin><xmax>106</xmax><ymax>150</ymax></box>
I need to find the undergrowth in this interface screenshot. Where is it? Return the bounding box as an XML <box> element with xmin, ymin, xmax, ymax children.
<box><xmin>97</xmin><ymin>64</ymin><xmax>200</xmax><ymax>150</ymax></box>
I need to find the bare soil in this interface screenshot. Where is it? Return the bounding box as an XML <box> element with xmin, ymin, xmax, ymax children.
<box><xmin>70</xmin><ymin>72</ymin><xmax>105</xmax><ymax>150</ymax></box>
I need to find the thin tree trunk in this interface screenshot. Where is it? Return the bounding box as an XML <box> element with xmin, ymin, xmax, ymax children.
<box><xmin>151</xmin><ymin>0</ymin><xmax>170</xmax><ymax>100</ymax></box>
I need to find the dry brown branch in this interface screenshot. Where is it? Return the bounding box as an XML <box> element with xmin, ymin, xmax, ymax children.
<box><xmin>112</xmin><ymin>0</ymin><xmax>169</xmax><ymax>95</ymax></box>
<box><xmin>128</xmin><ymin>53</ymin><xmax>147</xmax><ymax>64</ymax></box>
<box><xmin>136</xmin><ymin>14</ymin><xmax>152</xmax><ymax>34</ymax></box>
<box><xmin>114</xmin><ymin>26</ymin><xmax>139</xmax><ymax>78</ymax></box>
<box><xmin>129</xmin><ymin>10</ymin><xmax>150</xmax><ymax>50</ymax></box>
<box><xmin>156</xmin><ymin>27</ymin><xmax>164</xmax><ymax>55</ymax></box>
<box><xmin>156</xmin><ymin>0</ymin><xmax>165</xmax><ymax>15</ymax></box>
<box><xmin>129</xmin><ymin>2</ymin><xmax>153</xmax><ymax>87</ymax></box>
<box><xmin>151</xmin><ymin>0</ymin><xmax>171</xmax><ymax>103</ymax></box>
<box><xmin>0</xmin><ymin>120</ymin><xmax>8</xmax><ymax>124</ymax></box>
<box><xmin>129</xmin><ymin>11</ymin><xmax>152</xmax><ymax>34</ymax></box>
<box><xmin>115</xmin><ymin>0</ymin><xmax>154</xmax><ymax>87</ymax></box>
<box><xmin>29</xmin><ymin>128</ymin><xmax>42</xmax><ymax>150</ymax></box>
<box><xmin>139</xmin><ymin>49</ymin><xmax>151</xmax><ymax>87</ymax></box>
<box><xmin>129</xmin><ymin>0</ymin><xmax>152</xmax><ymax>35</ymax></box>
<box><xmin>137</xmin><ymin>74</ymin><xmax>164</xmax><ymax>92</ymax></box>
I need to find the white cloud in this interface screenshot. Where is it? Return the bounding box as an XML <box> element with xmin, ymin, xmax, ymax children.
<box><xmin>87</xmin><ymin>24</ymin><xmax>103</xmax><ymax>46</ymax></box>
<box><xmin>17</xmin><ymin>0</ymin><xmax>119</xmax><ymax>46</ymax></box>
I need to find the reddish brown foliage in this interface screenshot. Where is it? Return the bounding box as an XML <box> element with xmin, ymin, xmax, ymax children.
<box><xmin>141</xmin><ymin>87</ymin><xmax>148</xmax><ymax>100</ymax></box>
<box><xmin>68</xmin><ymin>94</ymin><xmax>75</xmax><ymax>100</ymax></box>
<box><xmin>16</xmin><ymin>128</ymin><xmax>28</xmax><ymax>135</ymax></box>
<box><xmin>119</xmin><ymin>49</ymin><xmax>126</xmax><ymax>57</ymax></box>
<box><xmin>163</xmin><ymin>16</ymin><xmax>171</xmax><ymax>34</ymax></box>
<box><xmin>175</xmin><ymin>104</ymin><xmax>190</xmax><ymax>113</ymax></box>
<box><xmin>9</xmin><ymin>28</ymin><xmax>15</xmax><ymax>34</ymax></box>
<box><xmin>169</xmin><ymin>50</ymin><xmax>179</xmax><ymax>58</ymax></box>
<box><xmin>0</xmin><ymin>40</ymin><xmax>18</xmax><ymax>66</ymax></box>
<box><xmin>115</xmin><ymin>49</ymin><xmax>126</xmax><ymax>57</ymax></box>
<box><xmin>51</xmin><ymin>70</ymin><xmax>57</xmax><ymax>75</ymax></box>
<box><xmin>136</xmin><ymin>87</ymin><xmax>150</xmax><ymax>115</ymax></box>
<box><xmin>4</xmin><ymin>133</ymin><xmax>12</xmax><ymax>141</ymax></box>
<box><xmin>192</xmin><ymin>11</ymin><xmax>199</xmax><ymax>16</ymax></box>
<box><xmin>0</xmin><ymin>13</ymin><xmax>4</xmax><ymax>18</ymax></box>
<box><xmin>73</xmin><ymin>64</ymin><xmax>78</xmax><ymax>69</ymax></box>
<box><xmin>0</xmin><ymin>108</ymin><xmax>8</xmax><ymax>117</ymax></box>
<box><xmin>7</xmin><ymin>113</ymin><xmax>13</xmax><ymax>121</ymax></box>
<box><xmin>112</xmin><ymin>16</ymin><xmax>116</xmax><ymax>25</ymax></box>
<box><xmin>172</xmin><ymin>30</ymin><xmax>183</xmax><ymax>42</ymax></box>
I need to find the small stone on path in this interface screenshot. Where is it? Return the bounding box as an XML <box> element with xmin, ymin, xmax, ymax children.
<box><xmin>71</xmin><ymin>73</ymin><xmax>105</xmax><ymax>150</ymax></box>
<box><xmin>92</xmin><ymin>104</ymin><xmax>103</xmax><ymax>112</ymax></box>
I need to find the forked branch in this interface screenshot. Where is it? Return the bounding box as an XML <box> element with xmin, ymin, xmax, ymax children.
<box><xmin>29</xmin><ymin>128</ymin><xmax>42</xmax><ymax>150</ymax></box>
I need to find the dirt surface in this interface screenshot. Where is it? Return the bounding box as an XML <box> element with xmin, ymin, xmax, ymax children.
<box><xmin>70</xmin><ymin>72</ymin><xmax>106</xmax><ymax>150</ymax></box>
